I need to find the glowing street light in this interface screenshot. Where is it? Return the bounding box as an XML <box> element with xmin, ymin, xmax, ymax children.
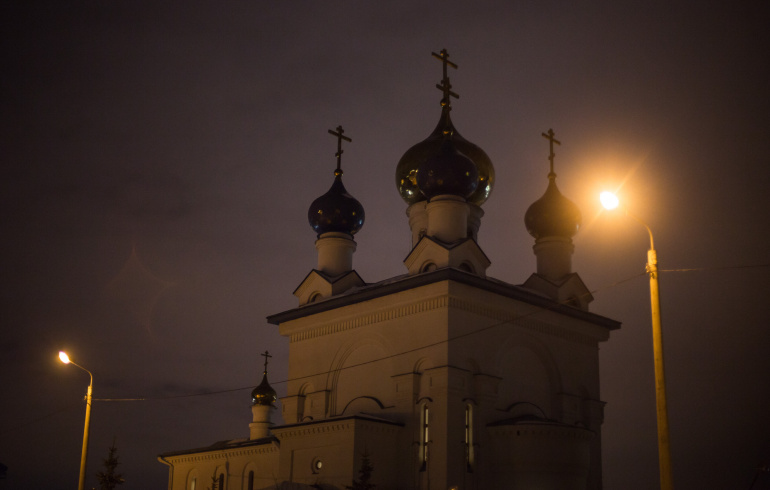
<box><xmin>59</xmin><ymin>351</ymin><xmax>93</xmax><ymax>490</ymax></box>
<box><xmin>600</xmin><ymin>191</ymin><xmax>619</xmax><ymax>210</ymax></box>
<box><xmin>600</xmin><ymin>192</ymin><xmax>673</xmax><ymax>490</ymax></box>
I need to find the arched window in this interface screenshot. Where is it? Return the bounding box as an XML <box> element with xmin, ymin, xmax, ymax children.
<box><xmin>465</xmin><ymin>403</ymin><xmax>475</xmax><ymax>472</ymax></box>
<box><xmin>419</xmin><ymin>403</ymin><xmax>430</xmax><ymax>470</ymax></box>
<box><xmin>421</xmin><ymin>262</ymin><xmax>437</xmax><ymax>273</ymax></box>
<box><xmin>459</xmin><ymin>262</ymin><xmax>475</xmax><ymax>274</ymax></box>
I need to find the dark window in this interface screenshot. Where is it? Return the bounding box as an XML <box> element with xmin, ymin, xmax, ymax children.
<box><xmin>465</xmin><ymin>403</ymin><xmax>475</xmax><ymax>472</ymax></box>
<box><xmin>420</xmin><ymin>404</ymin><xmax>430</xmax><ymax>470</ymax></box>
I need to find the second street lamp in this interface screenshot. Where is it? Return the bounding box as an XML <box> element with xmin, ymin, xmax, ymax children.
<box><xmin>600</xmin><ymin>192</ymin><xmax>674</xmax><ymax>490</ymax></box>
<box><xmin>59</xmin><ymin>351</ymin><xmax>93</xmax><ymax>490</ymax></box>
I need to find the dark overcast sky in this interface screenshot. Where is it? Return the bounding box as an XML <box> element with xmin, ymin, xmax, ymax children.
<box><xmin>2</xmin><ymin>2</ymin><xmax>769</xmax><ymax>489</ymax></box>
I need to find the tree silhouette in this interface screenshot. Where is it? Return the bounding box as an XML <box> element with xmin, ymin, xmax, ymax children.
<box><xmin>346</xmin><ymin>451</ymin><xmax>375</xmax><ymax>490</ymax></box>
<box><xmin>95</xmin><ymin>441</ymin><xmax>125</xmax><ymax>490</ymax></box>
<box><xmin>208</xmin><ymin>470</ymin><xmax>224</xmax><ymax>490</ymax></box>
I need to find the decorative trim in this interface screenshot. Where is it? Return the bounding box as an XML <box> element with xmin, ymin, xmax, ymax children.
<box><xmin>288</xmin><ymin>293</ymin><xmax>597</xmax><ymax>346</ymax></box>
<box><xmin>289</xmin><ymin>296</ymin><xmax>449</xmax><ymax>342</ymax></box>
<box><xmin>273</xmin><ymin>418</ymin><xmax>402</xmax><ymax>439</ymax></box>
<box><xmin>164</xmin><ymin>444</ymin><xmax>279</xmax><ymax>464</ymax></box>
<box><xmin>268</xmin><ymin>268</ymin><xmax>621</xmax><ymax>331</ymax></box>
<box><xmin>488</xmin><ymin>423</ymin><xmax>594</xmax><ymax>441</ymax></box>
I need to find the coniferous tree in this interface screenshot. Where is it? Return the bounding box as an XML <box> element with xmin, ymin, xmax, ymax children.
<box><xmin>95</xmin><ymin>441</ymin><xmax>125</xmax><ymax>490</ymax></box>
<box><xmin>208</xmin><ymin>470</ymin><xmax>226</xmax><ymax>490</ymax></box>
<box><xmin>346</xmin><ymin>451</ymin><xmax>375</xmax><ymax>490</ymax></box>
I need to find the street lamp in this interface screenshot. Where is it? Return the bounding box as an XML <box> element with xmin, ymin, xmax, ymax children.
<box><xmin>59</xmin><ymin>351</ymin><xmax>93</xmax><ymax>490</ymax></box>
<box><xmin>600</xmin><ymin>192</ymin><xmax>674</xmax><ymax>490</ymax></box>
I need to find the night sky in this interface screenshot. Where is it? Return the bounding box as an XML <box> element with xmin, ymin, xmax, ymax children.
<box><xmin>2</xmin><ymin>2</ymin><xmax>769</xmax><ymax>489</ymax></box>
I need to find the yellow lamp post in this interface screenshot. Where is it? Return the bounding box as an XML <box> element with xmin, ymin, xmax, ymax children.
<box><xmin>59</xmin><ymin>351</ymin><xmax>93</xmax><ymax>490</ymax></box>
<box><xmin>600</xmin><ymin>192</ymin><xmax>673</xmax><ymax>490</ymax></box>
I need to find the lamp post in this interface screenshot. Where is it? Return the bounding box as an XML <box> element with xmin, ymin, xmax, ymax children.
<box><xmin>59</xmin><ymin>351</ymin><xmax>93</xmax><ymax>490</ymax></box>
<box><xmin>600</xmin><ymin>192</ymin><xmax>674</xmax><ymax>490</ymax></box>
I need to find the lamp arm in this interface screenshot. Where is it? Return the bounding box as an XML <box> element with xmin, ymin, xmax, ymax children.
<box><xmin>69</xmin><ymin>361</ymin><xmax>94</xmax><ymax>388</ymax></box>
<box><xmin>624</xmin><ymin>208</ymin><xmax>655</xmax><ymax>251</ymax></box>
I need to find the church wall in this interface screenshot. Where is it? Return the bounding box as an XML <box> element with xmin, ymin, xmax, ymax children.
<box><xmin>486</xmin><ymin>422</ymin><xmax>594</xmax><ymax>490</ymax></box>
<box><xmin>163</xmin><ymin>443</ymin><xmax>280</xmax><ymax>490</ymax></box>
<box><xmin>280</xmin><ymin>281</ymin><xmax>461</xmax><ymax>424</ymax></box>
<box><xmin>272</xmin><ymin>417</ymin><xmax>402</xmax><ymax>489</ymax></box>
<box><xmin>273</xmin><ymin>276</ymin><xmax>612</xmax><ymax>489</ymax></box>
<box><xmin>442</xmin><ymin>282</ymin><xmax>606</xmax><ymax>490</ymax></box>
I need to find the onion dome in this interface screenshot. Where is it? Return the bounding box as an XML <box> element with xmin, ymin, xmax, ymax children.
<box><xmin>308</xmin><ymin>168</ymin><xmax>365</xmax><ymax>236</ymax></box>
<box><xmin>524</xmin><ymin>173</ymin><xmax>582</xmax><ymax>239</ymax></box>
<box><xmin>251</xmin><ymin>373</ymin><xmax>277</xmax><ymax>406</ymax></box>
<box><xmin>396</xmin><ymin>109</ymin><xmax>494</xmax><ymax>206</ymax></box>
<box><xmin>416</xmin><ymin>134</ymin><xmax>479</xmax><ymax>200</ymax></box>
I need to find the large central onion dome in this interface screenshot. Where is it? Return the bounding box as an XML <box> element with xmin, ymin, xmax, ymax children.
<box><xmin>396</xmin><ymin>109</ymin><xmax>494</xmax><ymax>206</ymax></box>
<box><xmin>524</xmin><ymin>173</ymin><xmax>582</xmax><ymax>239</ymax></box>
<box><xmin>417</xmin><ymin>134</ymin><xmax>479</xmax><ymax>200</ymax></box>
<box><xmin>308</xmin><ymin>169</ymin><xmax>365</xmax><ymax>237</ymax></box>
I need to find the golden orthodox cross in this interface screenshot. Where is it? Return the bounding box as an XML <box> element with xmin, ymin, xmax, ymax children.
<box><xmin>261</xmin><ymin>350</ymin><xmax>272</xmax><ymax>374</ymax></box>
<box><xmin>432</xmin><ymin>49</ymin><xmax>459</xmax><ymax>106</ymax></box>
<box><xmin>541</xmin><ymin>128</ymin><xmax>561</xmax><ymax>175</ymax></box>
<box><xmin>328</xmin><ymin>125</ymin><xmax>352</xmax><ymax>174</ymax></box>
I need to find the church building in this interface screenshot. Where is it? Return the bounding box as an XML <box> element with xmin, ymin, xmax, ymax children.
<box><xmin>158</xmin><ymin>50</ymin><xmax>620</xmax><ymax>490</ymax></box>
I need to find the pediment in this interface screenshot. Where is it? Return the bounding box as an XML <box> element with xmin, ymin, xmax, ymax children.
<box><xmin>403</xmin><ymin>236</ymin><xmax>490</xmax><ymax>277</ymax></box>
<box><xmin>522</xmin><ymin>272</ymin><xmax>593</xmax><ymax>310</ymax></box>
<box><xmin>293</xmin><ymin>269</ymin><xmax>365</xmax><ymax>306</ymax></box>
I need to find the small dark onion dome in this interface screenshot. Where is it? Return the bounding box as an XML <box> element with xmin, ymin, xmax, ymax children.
<box><xmin>251</xmin><ymin>373</ymin><xmax>277</xmax><ymax>406</ymax></box>
<box><xmin>524</xmin><ymin>174</ymin><xmax>582</xmax><ymax>239</ymax></box>
<box><xmin>396</xmin><ymin>110</ymin><xmax>495</xmax><ymax>206</ymax></box>
<box><xmin>308</xmin><ymin>170</ymin><xmax>365</xmax><ymax>237</ymax></box>
<box><xmin>417</xmin><ymin>136</ymin><xmax>479</xmax><ymax>200</ymax></box>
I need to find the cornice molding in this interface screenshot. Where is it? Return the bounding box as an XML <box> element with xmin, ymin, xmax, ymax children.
<box><xmin>164</xmin><ymin>443</ymin><xmax>279</xmax><ymax>464</ymax></box>
<box><xmin>268</xmin><ymin>268</ymin><xmax>621</xmax><ymax>331</ymax></box>
<box><xmin>488</xmin><ymin>423</ymin><xmax>594</xmax><ymax>441</ymax></box>
<box><xmin>288</xmin><ymin>293</ymin><xmax>599</xmax><ymax>346</ymax></box>
<box><xmin>273</xmin><ymin>418</ymin><xmax>402</xmax><ymax>439</ymax></box>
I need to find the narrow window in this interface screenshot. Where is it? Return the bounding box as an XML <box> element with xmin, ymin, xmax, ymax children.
<box><xmin>190</xmin><ymin>477</ymin><xmax>196</xmax><ymax>490</ymax></box>
<box><xmin>465</xmin><ymin>403</ymin><xmax>475</xmax><ymax>472</ymax></box>
<box><xmin>248</xmin><ymin>471</ymin><xmax>254</xmax><ymax>490</ymax></box>
<box><xmin>420</xmin><ymin>403</ymin><xmax>430</xmax><ymax>470</ymax></box>
<box><xmin>218</xmin><ymin>473</ymin><xmax>225</xmax><ymax>490</ymax></box>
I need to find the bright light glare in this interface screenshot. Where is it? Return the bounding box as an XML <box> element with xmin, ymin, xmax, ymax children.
<box><xmin>600</xmin><ymin>191</ymin><xmax>620</xmax><ymax>210</ymax></box>
<box><xmin>59</xmin><ymin>351</ymin><xmax>70</xmax><ymax>364</ymax></box>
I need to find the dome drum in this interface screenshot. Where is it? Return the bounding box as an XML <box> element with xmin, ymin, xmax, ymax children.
<box><xmin>532</xmin><ymin>236</ymin><xmax>575</xmax><ymax>282</ymax></box>
<box><xmin>425</xmin><ymin>194</ymin><xmax>470</xmax><ymax>244</ymax></box>
<box><xmin>315</xmin><ymin>232</ymin><xmax>357</xmax><ymax>277</ymax></box>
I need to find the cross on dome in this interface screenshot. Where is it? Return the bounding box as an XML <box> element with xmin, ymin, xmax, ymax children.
<box><xmin>432</xmin><ymin>49</ymin><xmax>459</xmax><ymax>108</ymax></box>
<box><xmin>541</xmin><ymin>128</ymin><xmax>561</xmax><ymax>177</ymax></box>
<box><xmin>328</xmin><ymin>125</ymin><xmax>352</xmax><ymax>176</ymax></box>
<box><xmin>260</xmin><ymin>350</ymin><xmax>272</xmax><ymax>375</ymax></box>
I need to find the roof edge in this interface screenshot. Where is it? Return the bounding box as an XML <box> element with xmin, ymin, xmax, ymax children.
<box><xmin>267</xmin><ymin>267</ymin><xmax>620</xmax><ymax>330</ymax></box>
